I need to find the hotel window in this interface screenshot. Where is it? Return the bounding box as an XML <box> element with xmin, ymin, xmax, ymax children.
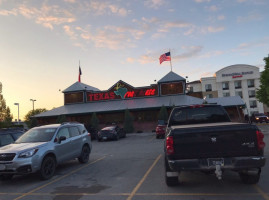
<box><xmin>247</xmin><ymin>79</ymin><xmax>255</xmax><ymax>88</ymax></box>
<box><xmin>235</xmin><ymin>91</ymin><xmax>243</xmax><ymax>98</ymax></box>
<box><xmin>189</xmin><ymin>86</ymin><xmax>193</xmax><ymax>93</ymax></box>
<box><xmin>205</xmin><ymin>84</ymin><xmax>212</xmax><ymax>92</ymax></box>
<box><xmin>234</xmin><ymin>81</ymin><xmax>242</xmax><ymax>89</ymax></box>
<box><xmin>222</xmin><ymin>82</ymin><xmax>229</xmax><ymax>90</ymax></box>
<box><xmin>206</xmin><ymin>94</ymin><xmax>213</xmax><ymax>98</ymax></box>
<box><xmin>223</xmin><ymin>92</ymin><xmax>230</xmax><ymax>97</ymax></box>
<box><xmin>248</xmin><ymin>90</ymin><xmax>256</xmax><ymax>98</ymax></box>
<box><xmin>250</xmin><ymin>100</ymin><xmax>257</xmax><ymax>108</ymax></box>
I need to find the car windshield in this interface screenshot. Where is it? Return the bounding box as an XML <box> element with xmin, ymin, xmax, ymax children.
<box><xmin>255</xmin><ymin>113</ymin><xmax>265</xmax><ymax>116</ymax></box>
<box><xmin>15</xmin><ymin>128</ymin><xmax>57</xmax><ymax>143</ymax></box>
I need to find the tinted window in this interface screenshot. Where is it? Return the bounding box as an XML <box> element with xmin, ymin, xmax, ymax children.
<box><xmin>16</xmin><ymin>128</ymin><xmax>56</xmax><ymax>143</ymax></box>
<box><xmin>0</xmin><ymin>134</ymin><xmax>14</xmax><ymax>147</ymax></box>
<box><xmin>69</xmin><ymin>127</ymin><xmax>80</xmax><ymax>137</ymax></box>
<box><xmin>168</xmin><ymin>106</ymin><xmax>230</xmax><ymax>126</ymax></box>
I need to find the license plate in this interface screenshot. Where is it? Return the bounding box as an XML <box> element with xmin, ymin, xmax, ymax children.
<box><xmin>0</xmin><ymin>164</ymin><xmax>6</xmax><ymax>170</ymax></box>
<box><xmin>103</xmin><ymin>137</ymin><xmax>107</xmax><ymax>140</ymax></box>
<box><xmin>207</xmin><ymin>158</ymin><xmax>224</xmax><ymax>166</ymax></box>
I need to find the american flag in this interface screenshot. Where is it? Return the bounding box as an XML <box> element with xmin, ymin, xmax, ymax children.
<box><xmin>159</xmin><ymin>52</ymin><xmax>171</xmax><ymax>64</ymax></box>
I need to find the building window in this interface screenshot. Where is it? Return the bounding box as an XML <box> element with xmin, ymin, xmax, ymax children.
<box><xmin>206</xmin><ymin>94</ymin><xmax>213</xmax><ymax>98</ymax></box>
<box><xmin>235</xmin><ymin>91</ymin><xmax>243</xmax><ymax>98</ymax></box>
<box><xmin>249</xmin><ymin>100</ymin><xmax>257</xmax><ymax>108</ymax></box>
<box><xmin>188</xmin><ymin>86</ymin><xmax>193</xmax><ymax>93</ymax></box>
<box><xmin>205</xmin><ymin>84</ymin><xmax>212</xmax><ymax>92</ymax></box>
<box><xmin>248</xmin><ymin>90</ymin><xmax>256</xmax><ymax>98</ymax></box>
<box><xmin>222</xmin><ymin>82</ymin><xmax>229</xmax><ymax>90</ymax></box>
<box><xmin>234</xmin><ymin>81</ymin><xmax>242</xmax><ymax>89</ymax></box>
<box><xmin>161</xmin><ymin>82</ymin><xmax>184</xmax><ymax>95</ymax></box>
<box><xmin>64</xmin><ymin>92</ymin><xmax>84</xmax><ymax>104</ymax></box>
<box><xmin>223</xmin><ymin>92</ymin><xmax>230</xmax><ymax>97</ymax></box>
<box><xmin>247</xmin><ymin>79</ymin><xmax>255</xmax><ymax>88</ymax></box>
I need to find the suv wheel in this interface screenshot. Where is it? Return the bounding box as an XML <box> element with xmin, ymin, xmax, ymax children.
<box><xmin>165</xmin><ymin>157</ymin><xmax>179</xmax><ymax>186</ymax></box>
<box><xmin>239</xmin><ymin>170</ymin><xmax>260</xmax><ymax>184</ymax></box>
<box><xmin>78</xmin><ymin>145</ymin><xmax>90</xmax><ymax>163</ymax></box>
<box><xmin>39</xmin><ymin>156</ymin><xmax>56</xmax><ymax>180</ymax></box>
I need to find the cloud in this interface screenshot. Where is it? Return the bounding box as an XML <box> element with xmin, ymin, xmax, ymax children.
<box><xmin>237</xmin><ymin>12</ymin><xmax>263</xmax><ymax>23</ymax></box>
<box><xmin>174</xmin><ymin>46</ymin><xmax>203</xmax><ymax>60</ymax></box>
<box><xmin>206</xmin><ymin>26</ymin><xmax>225</xmax><ymax>33</ymax></box>
<box><xmin>194</xmin><ymin>0</ymin><xmax>211</xmax><ymax>3</ymax></box>
<box><xmin>206</xmin><ymin>5</ymin><xmax>219</xmax><ymax>12</ymax></box>
<box><xmin>63</xmin><ymin>25</ymin><xmax>77</xmax><ymax>40</ymax></box>
<box><xmin>86</xmin><ymin>1</ymin><xmax>129</xmax><ymax>16</ymax></box>
<box><xmin>199</xmin><ymin>50</ymin><xmax>224</xmax><ymax>58</ymax></box>
<box><xmin>144</xmin><ymin>0</ymin><xmax>165</xmax><ymax>9</ymax></box>
<box><xmin>1</xmin><ymin>3</ymin><xmax>76</xmax><ymax>30</ymax></box>
<box><xmin>0</xmin><ymin>8</ymin><xmax>17</xmax><ymax>16</ymax></box>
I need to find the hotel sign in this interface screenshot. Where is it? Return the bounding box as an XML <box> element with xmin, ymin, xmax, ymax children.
<box><xmin>222</xmin><ymin>71</ymin><xmax>253</xmax><ymax>78</ymax></box>
<box><xmin>87</xmin><ymin>81</ymin><xmax>158</xmax><ymax>102</ymax></box>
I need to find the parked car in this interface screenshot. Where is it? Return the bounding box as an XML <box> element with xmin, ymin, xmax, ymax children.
<box><xmin>251</xmin><ymin>113</ymin><xmax>269</xmax><ymax>123</ymax></box>
<box><xmin>0</xmin><ymin>128</ymin><xmax>25</xmax><ymax>147</ymax></box>
<box><xmin>0</xmin><ymin>122</ymin><xmax>92</xmax><ymax>181</ymax></box>
<box><xmin>97</xmin><ymin>125</ymin><xmax>126</xmax><ymax>141</ymax></box>
<box><xmin>156</xmin><ymin>120</ymin><xmax>166</xmax><ymax>139</ymax></box>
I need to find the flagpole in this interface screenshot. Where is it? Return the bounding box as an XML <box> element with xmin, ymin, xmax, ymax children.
<box><xmin>169</xmin><ymin>49</ymin><xmax>173</xmax><ymax>71</ymax></box>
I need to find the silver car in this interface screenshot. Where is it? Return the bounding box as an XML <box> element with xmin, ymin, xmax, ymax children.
<box><xmin>0</xmin><ymin>122</ymin><xmax>92</xmax><ymax>180</ymax></box>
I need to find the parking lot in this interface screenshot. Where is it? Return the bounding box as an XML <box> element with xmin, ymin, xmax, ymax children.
<box><xmin>0</xmin><ymin>124</ymin><xmax>269</xmax><ymax>200</ymax></box>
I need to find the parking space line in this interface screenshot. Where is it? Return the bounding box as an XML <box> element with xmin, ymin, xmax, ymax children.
<box><xmin>13</xmin><ymin>156</ymin><xmax>106</xmax><ymax>200</ymax></box>
<box><xmin>254</xmin><ymin>185</ymin><xmax>269</xmax><ymax>200</ymax></box>
<box><xmin>126</xmin><ymin>154</ymin><xmax>162</xmax><ymax>200</ymax></box>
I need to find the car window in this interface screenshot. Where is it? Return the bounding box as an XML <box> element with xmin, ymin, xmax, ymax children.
<box><xmin>57</xmin><ymin>128</ymin><xmax>70</xmax><ymax>139</ymax></box>
<box><xmin>69</xmin><ymin>127</ymin><xmax>80</xmax><ymax>137</ymax></box>
<box><xmin>77</xmin><ymin>125</ymin><xmax>87</xmax><ymax>134</ymax></box>
<box><xmin>0</xmin><ymin>134</ymin><xmax>14</xmax><ymax>147</ymax></box>
<box><xmin>12</xmin><ymin>132</ymin><xmax>24</xmax><ymax>140</ymax></box>
<box><xmin>16</xmin><ymin>128</ymin><xmax>56</xmax><ymax>143</ymax></box>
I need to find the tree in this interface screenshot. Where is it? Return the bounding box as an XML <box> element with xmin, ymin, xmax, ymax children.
<box><xmin>56</xmin><ymin>115</ymin><xmax>68</xmax><ymax>124</ymax></box>
<box><xmin>256</xmin><ymin>55</ymin><xmax>269</xmax><ymax>107</ymax></box>
<box><xmin>158</xmin><ymin>105</ymin><xmax>168</xmax><ymax>121</ymax></box>
<box><xmin>0</xmin><ymin>82</ymin><xmax>13</xmax><ymax>128</ymax></box>
<box><xmin>90</xmin><ymin>112</ymin><xmax>99</xmax><ymax>131</ymax></box>
<box><xmin>25</xmin><ymin>108</ymin><xmax>47</xmax><ymax>128</ymax></box>
<box><xmin>124</xmin><ymin>109</ymin><xmax>134</xmax><ymax>133</ymax></box>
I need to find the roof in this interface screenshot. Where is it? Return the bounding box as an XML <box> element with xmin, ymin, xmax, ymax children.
<box><xmin>206</xmin><ymin>96</ymin><xmax>245</xmax><ymax>107</ymax></box>
<box><xmin>62</xmin><ymin>82</ymin><xmax>100</xmax><ymax>93</ymax></box>
<box><xmin>35</xmin><ymin>95</ymin><xmax>203</xmax><ymax>117</ymax></box>
<box><xmin>34</xmin><ymin>95</ymin><xmax>245</xmax><ymax>118</ymax></box>
<box><xmin>158</xmin><ymin>71</ymin><xmax>185</xmax><ymax>83</ymax></box>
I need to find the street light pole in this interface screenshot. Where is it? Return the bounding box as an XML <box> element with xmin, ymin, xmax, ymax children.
<box><xmin>30</xmin><ymin>99</ymin><xmax>36</xmax><ymax>111</ymax></box>
<box><xmin>14</xmin><ymin>103</ymin><xmax>19</xmax><ymax>125</ymax></box>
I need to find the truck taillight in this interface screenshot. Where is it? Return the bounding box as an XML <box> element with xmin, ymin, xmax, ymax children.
<box><xmin>256</xmin><ymin>130</ymin><xmax>265</xmax><ymax>150</ymax></box>
<box><xmin>166</xmin><ymin>136</ymin><xmax>174</xmax><ymax>155</ymax></box>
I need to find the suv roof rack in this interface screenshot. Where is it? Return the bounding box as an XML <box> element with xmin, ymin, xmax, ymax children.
<box><xmin>61</xmin><ymin>121</ymin><xmax>81</xmax><ymax>125</ymax></box>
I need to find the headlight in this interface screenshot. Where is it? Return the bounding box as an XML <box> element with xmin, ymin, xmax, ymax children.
<box><xmin>18</xmin><ymin>149</ymin><xmax>38</xmax><ymax>158</ymax></box>
<box><xmin>256</xmin><ymin>117</ymin><xmax>259</xmax><ymax>120</ymax></box>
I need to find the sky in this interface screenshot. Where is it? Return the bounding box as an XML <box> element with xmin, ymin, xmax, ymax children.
<box><xmin>0</xmin><ymin>0</ymin><xmax>269</xmax><ymax>121</ymax></box>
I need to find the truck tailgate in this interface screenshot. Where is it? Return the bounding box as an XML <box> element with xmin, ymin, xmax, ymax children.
<box><xmin>171</xmin><ymin>122</ymin><xmax>259</xmax><ymax>159</ymax></box>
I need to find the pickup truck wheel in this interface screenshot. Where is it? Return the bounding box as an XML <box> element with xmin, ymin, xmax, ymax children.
<box><xmin>39</xmin><ymin>156</ymin><xmax>56</xmax><ymax>180</ymax></box>
<box><xmin>239</xmin><ymin>170</ymin><xmax>260</xmax><ymax>184</ymax></box>
<box><xmin>165</xmin><ymin>157</ymin><xmax>179</xmax><ymax>186</ymax></box>
<box><xmin>78</xmin><ymin>145</ymin><xmax>90</xmax><ymax>163</ymax></box>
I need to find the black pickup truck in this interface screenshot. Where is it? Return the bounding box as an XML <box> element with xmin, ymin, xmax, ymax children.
<box><xmin>164</xmin><ymin>104</ymin><xmax>266</xmax><ymax>186</ymax></box>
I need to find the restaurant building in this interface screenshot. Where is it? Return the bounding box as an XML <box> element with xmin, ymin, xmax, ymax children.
<box><xmin>35</xmin><ymin>71</ymin><xmax>245</xmax><ymax>132</ymax></box>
